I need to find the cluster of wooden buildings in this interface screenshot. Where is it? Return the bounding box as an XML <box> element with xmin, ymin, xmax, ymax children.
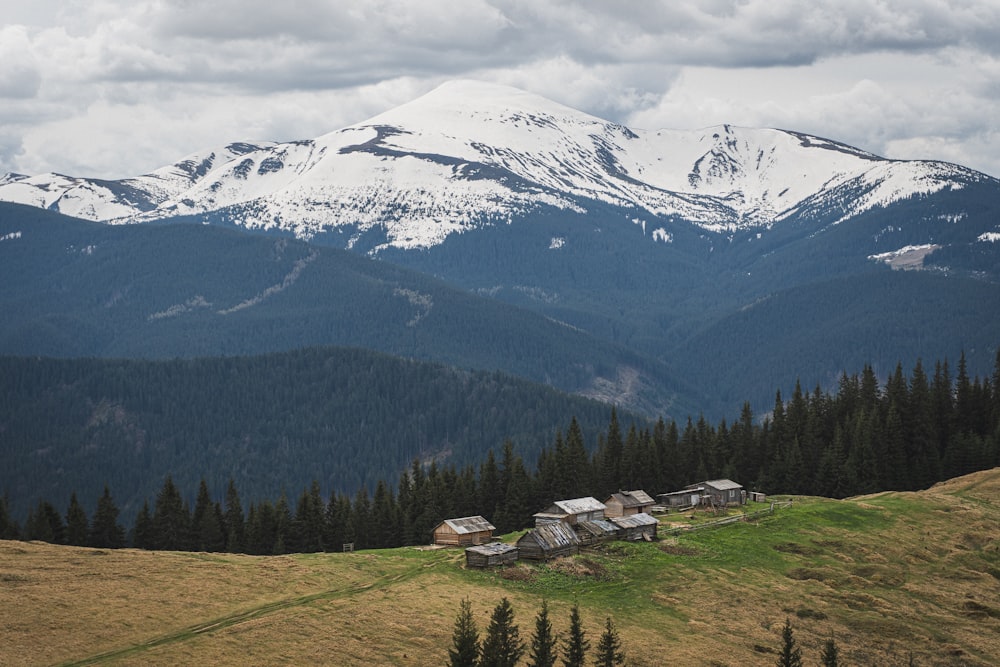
<box><xmin>430</xmin><ymin>479</ymin><xmax>755</xmax><ymax>568</ymax></box>
<box><xmin>432</xmin><ymin>489</ymin><xmax>661</xmax><ymax>568</ymax></box>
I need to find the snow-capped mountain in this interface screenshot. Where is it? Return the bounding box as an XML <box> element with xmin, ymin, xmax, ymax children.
<box><xmin>0</xmin><ymin>141</ymin><xmax>272</xmax><ymax>222</ymax></box>
<box><xmin>3</xmin><ymin>80</ymin><xmax>1000</xmax><ymax>420</ymax></box>
<box><xmin>2</xmin><ymin>80</ymin><xmax>994</xmax><ymax>250</ymax></box>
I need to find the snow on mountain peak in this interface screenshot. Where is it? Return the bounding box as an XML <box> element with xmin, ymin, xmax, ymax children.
<box><xmin>0</xmin><ymin>80</ymin><xmax>993</xmax><ymax>247</ymax></box>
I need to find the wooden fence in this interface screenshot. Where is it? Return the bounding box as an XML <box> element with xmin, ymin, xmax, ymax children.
<box><xmin>663</xmin><ymin>501</ymin><xmax>793</xmax><ymax>536</ymax></box>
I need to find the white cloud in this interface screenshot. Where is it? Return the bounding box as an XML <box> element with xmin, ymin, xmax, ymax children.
<box><xmin>2</xmin><ymin>0</ymin><xmax>999</xmax><ymax>179</ymax></box>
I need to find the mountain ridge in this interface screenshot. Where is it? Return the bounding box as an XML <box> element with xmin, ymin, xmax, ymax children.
<box><xmin>2</xmin><ymin>80</ymin><xmax>995</xmax><ymax>248</ymax></box>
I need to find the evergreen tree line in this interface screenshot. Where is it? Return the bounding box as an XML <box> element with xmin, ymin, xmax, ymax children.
<box><xmin>2</xmin><ymin>351</ymin><xmax>998</xmax><ymax>553</ymax></box>
<box><xmin>449</xmin><ymin>597</ymin><xmax>625</xmax><ymax>667</ymax></box>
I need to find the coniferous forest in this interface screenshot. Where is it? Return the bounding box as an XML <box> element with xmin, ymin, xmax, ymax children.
<box><xmin>2</xmin><ymin>349</ymin><xmax>998</xmax><ymax>555</ymax></box>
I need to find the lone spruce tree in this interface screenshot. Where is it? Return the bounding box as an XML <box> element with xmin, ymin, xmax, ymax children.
<box><xmin>448</xmin><ymin>597</ymin><xmax>480</xmax><ymax>667</ymax></box>
<box><xmin>777</xmin><ymin>618</ymin><xmax>803</xmax><ymax>667</ymax></box>
<box><xmin>65</xmin><ymin>492</ymin><xmax>89</xmax><ymax>546</ymax></box>
<box><xmin>480</xmin><ymin>597</ymin><xmax>524</xmax><ymax>667</ymax></box>
<box><xmin>527</xmin><ymin>600</ymin><xmax>556</xmax><ymax>667</ymax></box>
<box><xmin>561</xmin><ymin>603</ymin><xmax>589</xmax><ymax>667</ymax></box>
<box><xmin>594</xmin><ymin>616</ymin><xmax>625</xmax><ymax>667</ymax></box>
<box><xmin>90</xmin><ymin>485</ymin><xmax>124</xmax><ymax>548</ymax></box>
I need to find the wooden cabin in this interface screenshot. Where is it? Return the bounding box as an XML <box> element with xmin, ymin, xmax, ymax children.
<box><xmin>748</xmin><ymin>490</ymin><xmax>766</xmax><ymax>503</ymax></box>
<box><xmin>688</xmin><ymin>479</ymin><xmax>745</xmax><ymax>506</ymax></box>
<box><xmin>574</xmin><ymin>519</ymin><xmax>619</xmax><ymax>547</ymax></box>
<box><xmin>432</xmin><ymin>516</ymin><xmax>496</xmax><ymax>546</ymax></box>
<box><xmin>516</xmin><ymin>521</ymin><xmax>581</xmax><ymax>561</ymax></box>
<box><xmin>532</xmin><ymin>497</ymin><xmax>606</xmax><ymax>527</ymax></box>
<box><xmin>603</xmin><ymin>490</ymin><xmax>655</xmax><ymax>518</ymax></box>
<box><xmin>465</xmin><ymin>542</ymin><xmax>519</xmax><ymax>568</ymax></box>
<box><xmin>610</xmin><ymin>512</ymin><xmax>658</xmax><ymax>541</ymax></box>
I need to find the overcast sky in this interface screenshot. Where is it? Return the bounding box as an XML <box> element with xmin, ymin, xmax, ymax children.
<box><xmin>2</xmin><ymin>0</ymin><xmax>999</xmax><ymax>179</ymax></box>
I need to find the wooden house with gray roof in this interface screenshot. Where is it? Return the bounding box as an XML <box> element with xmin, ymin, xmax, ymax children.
<box><xmin>516</xmin><ymin>521</ymin><xmax>581</xmax><ymax>561</ymax></box>
<box><xmin>432</xmin><ymin>516</ymin><xmax>496</xmax><ymax>546</ymax></box>
<box><xmin>687</xmin><ymin>479</ymin><xmax>745</xmax><ymax>506</ymax></box>
<box><xmin>532</xmin><ymin>496</ymin><xmax>606</xmax><ymax>527</ymax></box>
<box><xmin>603</xmin><ymin>490</ymin><xmax>655</xmax><ymax>518</ymax></box>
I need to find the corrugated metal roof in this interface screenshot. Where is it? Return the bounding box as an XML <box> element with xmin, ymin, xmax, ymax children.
<box><xmin>519</xmin><ymin>521</ymin><xmax>581</xmax><ymax>550</ymax></box>
<box><xmin>441</xmin><ymin>516</ymin><xmax>496</xmax><ymax>535</ymax></box>
<box><xmin>610</xmin><ymin>512</ymin><xmax>658</xmax><ymax>529</ymax></box>
<box><xmin>552</xmin><ymin>497</ymin><xmax>606</xmax><ymax>514</ymax></box>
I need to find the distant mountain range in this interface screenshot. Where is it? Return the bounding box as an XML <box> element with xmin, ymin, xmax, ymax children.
<box><xmin>2</xmin><ymin>80</ymin><xmax>999</xmax><ymax>417</ymax></box>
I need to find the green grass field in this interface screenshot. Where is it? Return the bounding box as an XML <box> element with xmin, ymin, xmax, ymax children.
<box><xmin>2</xmin><ymin>469</ymin><xmax>998</xmax><ymax>666</ymax></box>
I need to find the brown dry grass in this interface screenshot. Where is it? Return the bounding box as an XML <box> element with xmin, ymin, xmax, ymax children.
<box><xmin>1</xmin><ymin>468</ymin><xmax>998</xmax><ymax>666</ymax></box>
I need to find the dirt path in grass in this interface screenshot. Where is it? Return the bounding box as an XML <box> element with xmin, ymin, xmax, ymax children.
<box><xmin>58</xmin><ymin>558</ymin><xmax>437</xmax><ymax>666</ymax></box>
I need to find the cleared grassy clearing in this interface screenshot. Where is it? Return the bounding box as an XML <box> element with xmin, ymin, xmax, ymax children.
<box><xmin>1</xmin><ymin>469</ymin><xmax>998</xmax><ymax>666</ymax></box>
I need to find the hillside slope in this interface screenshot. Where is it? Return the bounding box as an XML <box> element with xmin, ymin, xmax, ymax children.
<box><xmin>1</xmin><ymin>468</ymin><xmax>997</xmax><ymax>666</ymax></box>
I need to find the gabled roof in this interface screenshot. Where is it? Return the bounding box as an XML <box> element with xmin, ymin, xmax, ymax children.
<box><xmin>610</xmin><ymin>512</ymin><xmax>658</xmax><ymax>529</ymax></box>
<box><xmin>550</xmin><ymin>497</ymin><xmax>606</xmax><ymax>515</ymax></box>
<box><xmin>436</xmin><ymin>516</ymin><xmax>495</xmax><ymax>534</ymax></box>
<box><xmin>517</xmin><ymin>521</ymin><xmax>580</xmax><ymax>550</ymax></box>
<box><xmin>607</xmin><ymin>490</ymin><xmax>655</xmax><ymax>507</ymax></box>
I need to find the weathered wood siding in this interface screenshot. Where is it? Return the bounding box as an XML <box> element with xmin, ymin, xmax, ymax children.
<box><xmin>465</xmin><ymin>543</ymin><xmax>518</xmax><ymax>568</ymax></box>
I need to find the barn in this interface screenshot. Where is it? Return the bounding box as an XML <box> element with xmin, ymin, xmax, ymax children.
<box><xmin>516</xmin><ymin>521</ymin><xmax>581</xmax><ymax>561</ymax></box>
<box><xmin>432</xmin><ymin>516</ymin><xmax>496</xmax><ymax>546</ymax></box>
<box><xmin>603</xmin><ymin>490</ymin><xmax>656</xmax><ymax>518</ymax></box>
<box><xmin>465</xmin><ymin>542</ymin><xmax>519</xmax><ymax>568</ymax></box>
<box><xmin>532</xmin><ymin>497</ymin><xmax>606</xmax><ymax>526</ymax></box>
<box><xmin>610</xmin><ymin>512</ymin><xmax>658</xmax><ymax>541</ymax></box>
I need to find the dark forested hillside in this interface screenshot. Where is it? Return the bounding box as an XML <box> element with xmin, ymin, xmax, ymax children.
<box><xmin>4</xmin><ymin>350</ymin><xmax>997</xmax><ymax>557</ymax></box>
<box><xmin>0</xmin><ymin>202</ymin><xmax>699</xmax><ymax>417</ymax></box>
<box><xmin>0</xmin><ymin>349</ymin><xmax>625</xmax><ymax>524</ymax></box>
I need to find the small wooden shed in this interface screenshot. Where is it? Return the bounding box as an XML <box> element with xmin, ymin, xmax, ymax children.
<box><xmin>532</xmin><ymin>497</ymin><xmax>606</xmax><ymax>527</ymax></box>
<box><xmin>603</xmin><ymin>490</ymin><xmax>656</xmax><ymax>518</ymax></box>
<box><xmin>610</xmin><ymin>512</ymin><xmax>658</xmax><ymax>541</ymax></box>
<box><xmin>516</xmin><ymin>521</ymin><xmax>581</xmax><ymax>561</ymax></box>
<box><xmin>465</xmin><ymin>542</ymin><xmax>519</xmax><ymax>568</ymax></box>
<box><xmin>432</xmin><ymin>516</ymin><xmax>496</xmax><ymax>546</ymax></box>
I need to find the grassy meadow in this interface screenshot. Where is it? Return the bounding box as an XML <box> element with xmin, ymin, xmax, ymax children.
<box><xmin>2</xmin><ymin>468</ymin><xmax>998</xmax><ymax>666</ymax></box>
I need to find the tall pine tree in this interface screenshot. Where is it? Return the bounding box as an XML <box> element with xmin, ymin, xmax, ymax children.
<box><xmin>448</xmin><ymin>597</ymin><xmax>480</xmax><ymax>667</ymax></box>
<box><xmin>527</xmin><ymin>600</ymin><xmax>556</xmax><ymax>667</ymax></box>
<box><xmin>561</xmin><ymin>603</ymin><xmax>589</xmax><ymax>667</ymax></box>
<box><xmin>594</xmin><ymin>616</ymin><xmax>625</xmax><ymax>667</ymax></box>
<box><xmin>65</xmin><ymin>492</ymin><xmax>89</xmax><ymax>546</ymax></box>
<box><xmin>776</xmin><ymin>618</ymin><xmax>802</xmax><ymax>667</ymax></box>
<box><xmin>480</xmin><ymin>597</ymin><xmax>524</xmax><ymax>667</ymax></box>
